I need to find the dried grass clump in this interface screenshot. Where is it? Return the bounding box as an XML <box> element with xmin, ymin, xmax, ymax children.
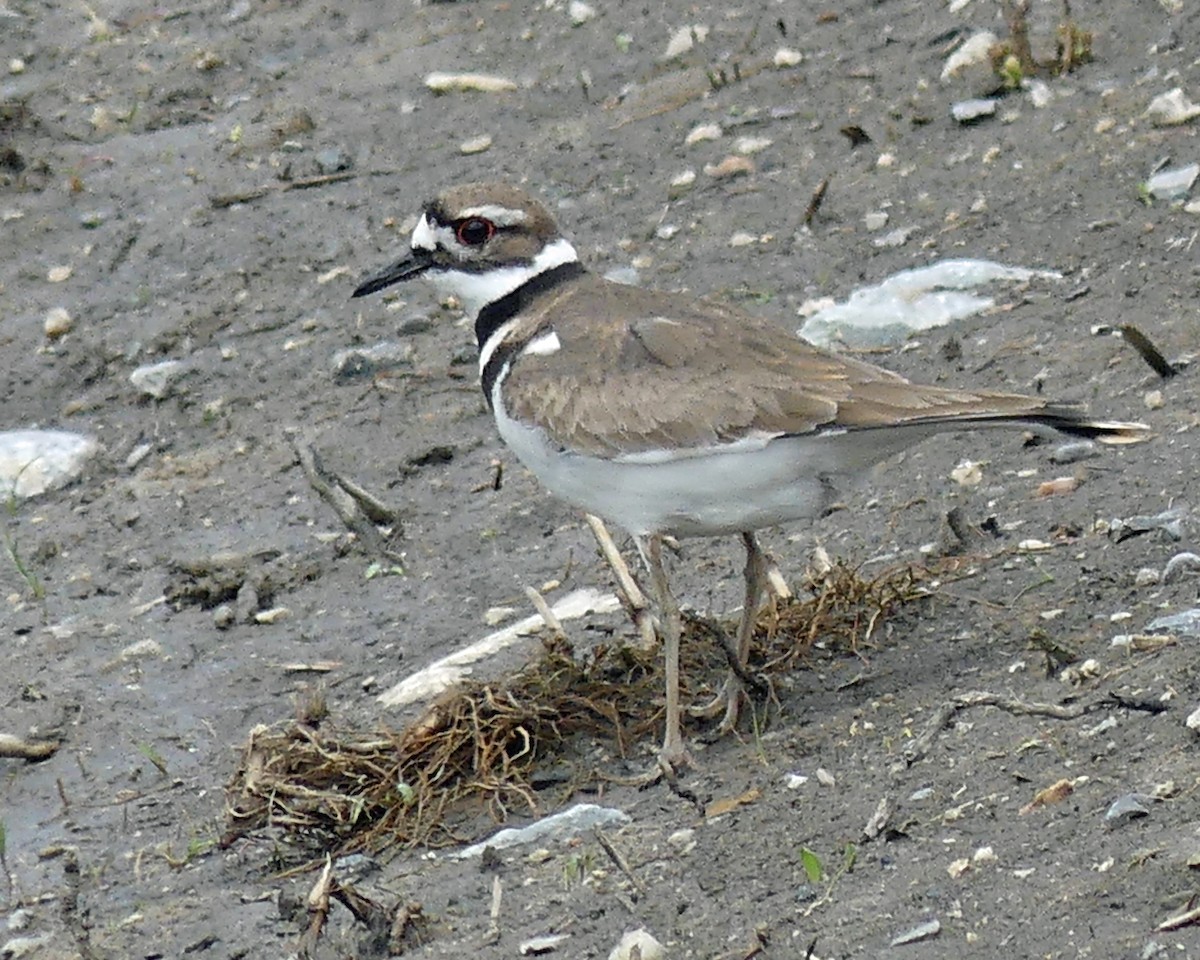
<box><xmin>223</xmin><ymin>560</ymin><xmax>950</xmax><ymax>862</ymax></box>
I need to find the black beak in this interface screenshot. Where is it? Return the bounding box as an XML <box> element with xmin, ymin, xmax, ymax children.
<box><xmin>351</xmin><ymin>249</ymin><xmax>435</xmax><ymax>299</ymax></box>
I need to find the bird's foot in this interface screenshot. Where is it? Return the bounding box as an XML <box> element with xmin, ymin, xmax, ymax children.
<box><xmin>688</xmin><ymin>674</ymin><xmax>746</xmax><ymax>735</ymax></box>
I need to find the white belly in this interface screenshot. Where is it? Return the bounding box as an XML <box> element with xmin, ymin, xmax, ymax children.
<box><xmin>493</xmin><ymin>402</ymin><xmax>853</xmax><ymax>538</ymax></box>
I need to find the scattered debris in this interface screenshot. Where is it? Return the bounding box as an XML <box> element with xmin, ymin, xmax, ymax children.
<box><xmin>1162</xmin><ymin>553</ymin><xmax>1200</xmax><ymax>583</ymax></box>
<box><xmin>459</xmin><ymin>134</ymin><xmax>493</xmax><ymax>155</ymax></box>
<box><xmin>1145</xmin><ymin>88</ymin><xmax>1200</xmax><ymax>127</ymax></box>
<box><xmin>1107</xmin><ymin>507</ymin><xmax>1185</xmax><ymax>543</ymax></box>
<box><xmin>1118</xmin><ymin>323</ymin><xmax>1178</xmax><ymax>378</ymax></box>
<box><xmin>798</xmin><ymin>259</ymin><xmax>1061</xmax><ymax>349</ymax></box>
<box><xmin>43</xmin><ymin>306</ymin><xmax>73</xmax><ymax>339</ymax></box>
<box><xmin>458</xmin><ymin>803</ymin><xmax>631</xmax><ymax>859</ymax></box>
<box><xmin>1145</xmin><ymin>163</ymin><xmax>1198</xmax><ymax>202</ymax></box>
<box><xmin>1146</xmin><ymin>608</ymin><xmax>1200</xmax><ymax>639</ymax></box>
<box><xmin>952</xmin><ymin>98</ymin><xmax>997</xmax><ymax>123</ymax></box>
<box><xmin>1020</xmin><ymin>778</ymin><xmax>1075</xmax><ymax>814</ymax></box>
<box><xmin>1105</xmin><ymin>793</ymin><xmax>1154</xmax><ymax>826</ymax></box>
<box><xmin>891</xmin><ymin>918</ymin><xmax>940</xmax><ymax>946</ymax></box>
<box><xmin>803</xmin><ymin>177</ymin><xmax>830</xmax><ymax>227</ymax></box>
<box><xmin>703</xmin><ymin>155</ymin><xmax>755</xmax><ymax>179</ymax></box>
<box><xmin>424</xmin><ymin>72</ymin><xmax>518</xmax><ymax>94</ymax></box>
<box><xmin>608</xmin><ymin>929</ymin><xmax>665</xmax><ymax>960</ymax></box>
<box><xmin>0</xmin><ymin>732</ymin><xmax>61</xmax><ymax>761</ymax></box>
<box><xmin>130</xmin><ymin>359</ymin><xmax>188</xmax><ymax>399</ymax></box>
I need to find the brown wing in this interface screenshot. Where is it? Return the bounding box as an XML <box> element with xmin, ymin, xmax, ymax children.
<box><xmin>501</xmin><ymin>275</ymin><xmax>1058</xmax><ymax>459</ymax></box>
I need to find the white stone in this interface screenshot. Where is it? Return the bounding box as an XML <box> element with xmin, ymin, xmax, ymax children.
<box><xmin>664</xmin><ymin>24</ymin><xmax>708</xmax><ymax>59</ymax></box>
<box><xmin>130</xmin><ymin>359</ymin><xmax>187</xmax><ymax>399</ymax></box>
<box><xmin>459</xmin><ymin>134</ymin><xmax>493</xmax><ymax>155</ymax></box>
<box><xmin>941</xmin><ymin>32</ymin><xmax>999</xmax><ymax>82</ymax></box>
<box><xmin>773</xmin><ymin>47</ymin><xmax>803</xmax><ymax>68</ymax></box>
<box><xmin>608</xmin><ymin>929</ymin><xmax>665</xmax><ymax>960</ymax></box>
<box><xmin>567</xmin><ymin>1</ymin><xmax>596</xmax><ymax>25</ymax></box>
<box><xmin>43</xmin><ymin>307</ymin><xmax>73</xmax><ymax>338</ymax></box>
<box><xmin>734</xmin><ymin>135</ymin><xmax>772</xmax><ymax>155</ymax></box>
<box><xmin>1145</xmin><ymin>87</ymin><xmax>1200</xmax><ymax>126</ymax></box>
<box><xmin>684</xmin><ymin>122</ymin><xmax>721</xmax><ymax>146</ymax></box>
<box><xmin>0</xmin><ymin>430</ymin><xmax>100</xmax><ymax>499</ymax></box>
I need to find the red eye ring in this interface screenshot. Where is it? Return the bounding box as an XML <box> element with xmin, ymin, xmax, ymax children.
<box><xmin>455</xmin><ymin>217</ymin><xmax>495</xmax><ymax>246</ymax></box>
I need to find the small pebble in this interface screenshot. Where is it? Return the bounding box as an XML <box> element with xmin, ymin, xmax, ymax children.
<box><xmin>685</xmin><ymin>123</ymin><xmax>722</xmax><ymax>146</ymax></box>
<box><xmin>667</xmin><ymin>169</ymin><xmax>696</xmax><ymax>198</ymax></box>
<box><xmin>254</xmin><ymin>606</ymin><xmax>291</xmax><ymax>624</ymax></box>
<box><xmin>1134</xmin><ymin>567</ymin><xmax>1160</xmax><ymax>587</ymax></box>
<box><xmin>663</xmin><ymin>24</ymin><xmax>708</xmax><ymax>60</ymax></box>
<box><xmin>1105</xmin><ymin>793</ymin><xmax>1152</xmax><ymax>825</ymax></box>
<box><xmin>1145</xmin><ymin>163</ymin><xmax>1198</xmax><ymax>202</ymax></box>
<box><xmin>1049</xmin><ymin>440</ymin><xmax>1098</xmax><ymax>464</ymax></box>
<box><xmin>43</xmin><ymin>307</ymin><xmax>74</xmax><ymax>339</ymax></box>
<box><xmin>1145</xmin><ymin>87</ymin><xmax>1200</xmax><ymax>126</ymax></box>
<box><xmin>950</xmin><ymin>460</ymin><xmax>983</xmax><ymax>487</ymax></box>
<box><xmin>863</xmin><ymin>211</ymin><xmax>889</xmax><ymax>231</ymax></box>
<box><xmin>941</xmin><ymin>31</ymin><xmax>998</xmax><ymax>80</ymax></box>
<box><xmin>667</xmin><ymin>828</ymin><xmax>696</xmax><ymax>854</ymax></box>
<box><xmin>47</xmin><ymin>265</ymin><xmax>72</xmax><ymax>283</ymax></box>
<box><xmin>567</xmin><ymin>0</ymin><xmax>596</xmax><ymax>25</ymax></box>
<box><xmin>773</xmin><ymin>47</ymin><xmax>803</xmax><ymax>68</ymax></box>
<box><xmin>424</xmin><ymin>72</ymin><xmax>517</xmax><ymax>94</ymax></box>
<box><xmin>459</xmin><ymin>134</ymin><xmax>493</xmax><ymax>155</ymax></box>
<box><xmin>9</xmin><ymin>57</ymin><xmax>26</xmax><ymax>74</ymax></box>
<box><xmin>729</xmin><ymin>232</ymin><xmax>756</xmax><ymax>247</ymax></box>
<box><xmin>891</xmin><ymin>918</ymin><xmax>941</xmax><ymax>946</ymax></box>
<box><xmin>703</xmin><ymin>155</ymin><xmax>754</xmax><ymax>179</ymax></box>
<box><xmin>952</xmin><ymin>98</ymin><xmax>997</xmax><ymax>123</ymax></box>
<box><xmin>608</xmin><ymin>929</ymin><xmax>665</xmax><ymax>960</ymax></box>
<box><xmin>1144</xmin><ymin>389</ymin><xmax>1165</xmax><ymax>410</ymax></box>
<box><xmin>872</xmin><ymin>226</ymin><xmax>915</xmax><ymax>248</ymax></box>
<box><xmin>1185</xmin><ymin>705</ymin><xmax>1200</xmax><ymax>733</ymax></box>
<box><xmin>130</xmin><ymin>359</ymin><xmax>187</xmax><ymax>399</ymax></box>
<box><xmin>734</xmin><ymin>135</ymin><xmax>772</xmax><ymax>155</ymax></box>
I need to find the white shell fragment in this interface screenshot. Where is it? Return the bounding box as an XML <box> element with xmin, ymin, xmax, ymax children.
<box><xmin>1145</xmin><ymin>87</ymin><xmax>1200</xmax><ymax>126</ymax></box>
<box><xmin>130</xmin><ymin>359</ymin><xmax>188</xmax><ymax>399</ymax></box>
<box><xmin>459</xmin><ymin>134</ymin><xmax>493</xmax><ymax>155</ymax></box>
<box><xmin>664</xmin><ymin>24</ymin><xmax>709</xmax><ymax>59</ymax></box>
<box><xmin>941</xmin><ymin>32</ymin><xmax>999</xmax><ymax>81</ymax></box>
<box><xmin>0</xmin><ymin>430</ymin><xmax>100</xmax><ymax>499</ymax></box>
<box><xmin>773</xmin><ymin>47</ymin><xmax>803</xmax><ymax>68</ymax></box>
<box><xmin>799</xmin><ymin>259</ymin><xmax>1061</xmax><ymax>349</ymax></box>
<box><xmin>424</xmin><ymin>72</ymin><xmax>517</xmax><ymax>94</ymax></box>
<box><xmin>454</xmin><ymin>803</ymin><xmax>630</xmax><ymax>859</ymax></box>
<box><xmin>608</xmin><ymin>929</ymin><xmax>666</xmax><ymax>960</ymax></box>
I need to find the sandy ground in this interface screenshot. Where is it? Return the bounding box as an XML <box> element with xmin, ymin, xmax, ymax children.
<box><xmin>2</xmin><ymin>0</ymin><xmax>1199</xmax><ymax>957</ymax></box>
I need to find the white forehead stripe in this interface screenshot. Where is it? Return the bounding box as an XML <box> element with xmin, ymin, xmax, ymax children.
<box><xmin>522</xmin><ymin>330</ymin><xmax>561</xmax><ymax>357</ymax></box>
<box><xmin>411</xmin><ymin>215</ymin><xmax>453</xmax><ymax>252</ymax></box>
<box><xmin>459</xmin><ymin>205</ymin><xmax>527</xmax><ymax>227</ymax></box>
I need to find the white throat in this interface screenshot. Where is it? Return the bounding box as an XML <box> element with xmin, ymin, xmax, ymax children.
<box><xmin>429</xmin><ymin>237</ymin><xmax>579</xmax><ymax>319</ymax></box>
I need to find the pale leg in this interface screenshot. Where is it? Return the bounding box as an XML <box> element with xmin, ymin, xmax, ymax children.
<box><xmin>636</xmin><ymin>534</ymin><xmax>689</xmax><ymax>768</ymax></box>
<box><xmin>691</xmin><ymin>531</ymin><xmax>769</xmax><ymax>733</ymax></box>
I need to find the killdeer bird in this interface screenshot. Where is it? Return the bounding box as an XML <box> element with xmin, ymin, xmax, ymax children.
<box><xmin>352</xmin><ymin>181</ymin><xmax>1146</xmax><ymax>767</ymax></box>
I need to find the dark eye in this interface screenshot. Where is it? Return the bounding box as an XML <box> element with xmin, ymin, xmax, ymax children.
<box><xmin>455</xmin><ymin>217</ymin><xmax>495</xmax><ymax>246</ymax></box>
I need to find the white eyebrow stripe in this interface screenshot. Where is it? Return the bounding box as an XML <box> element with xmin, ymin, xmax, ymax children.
<box><xmin>459</xmin><ymin>205</ymin><xmax>527</xmax><ymax>226</ymax></box>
